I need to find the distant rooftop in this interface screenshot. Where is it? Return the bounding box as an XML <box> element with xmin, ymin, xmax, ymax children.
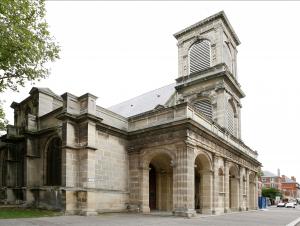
<box><xmin>108</xmin><ymin>83</ymin><xmax>175</xmax><ymax>118</ymax></box>
<box><xmin>262</xmin><ymin>170</ymin><xmax>278</xmax><ymax>177</ymax></box>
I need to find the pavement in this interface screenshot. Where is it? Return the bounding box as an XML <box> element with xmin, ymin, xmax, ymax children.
<box><xmin>0</xmin><ymin>206</ymin><xmax>300</xmax><ymax>226</ymax></box>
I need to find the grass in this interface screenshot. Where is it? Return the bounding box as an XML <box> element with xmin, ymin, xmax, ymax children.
<box><xmin>0</xmin><ymin>208</ymin><xmax>62</xmax><ymax>219</ymax></box>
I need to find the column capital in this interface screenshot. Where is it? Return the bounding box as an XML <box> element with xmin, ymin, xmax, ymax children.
<box><xmin>185</xmin><ymin>139</ymin><xmax>196</xmax><ymax>150</ymax></box>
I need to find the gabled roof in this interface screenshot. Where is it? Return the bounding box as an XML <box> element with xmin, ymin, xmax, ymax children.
<box><xmin>108</xmin><ymin>83</ymin><xmax>176</xmax><ymax>118</ymax></box>
<box><xmin>262</xmin><ymin>170</ymin><xmax>277</xmax><ymax>177</ymax></box>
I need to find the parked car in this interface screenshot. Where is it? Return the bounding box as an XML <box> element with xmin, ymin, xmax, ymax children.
<box><xmin>292</xmin><ymin>201</ymin><xmax>297</xmax><ymax>206</ymax></box>
<box><xmin>277</xmin><ymin>202</ymin><xmax>286</xmax><ymax>207</ymax></box>
<box><xmin>285</xmin><ymin>202</ymin><xmax>296</xmax><ymax>208</ymax></box>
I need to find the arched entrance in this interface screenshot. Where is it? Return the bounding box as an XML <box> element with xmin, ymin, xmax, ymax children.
<box><xmin>229</xmin><ymin>165</ymin><xmax>239</xmax><ymax>211</ymax></box>
<box><xmin>194</xmin><ymin>153</ymin><xmax>212</xmax><ymax>214</ymax></box>
<box><xmin>249</xmin><ymin>173</ymin><xmax>256</xmax><ymax>209</ymax></box>
<box><xmin>148</xmin><ymin>153</ymin><xmax>173</xmax><ymax>211</ymax></box>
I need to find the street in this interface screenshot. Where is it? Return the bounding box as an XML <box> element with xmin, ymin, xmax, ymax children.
<box><xmin>0</xmin><ymin>206</ymin><xmax>299</xmax><ymax>226</ymax></box>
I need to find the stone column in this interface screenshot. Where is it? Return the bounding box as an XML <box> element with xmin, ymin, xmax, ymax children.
<box><xmin>224</xmin><ymin>159</ymin><xmax>230</xmax><ymax>213</ymax></box>
<box><xmin>173</xmin><ymin>144</ymin><xmax>196</xmax><ymax>217</ymax></box>
<box><xmin>140</xmin><ymin>167</ymin><xmax>150</xmax><ymax>213</ymax></box>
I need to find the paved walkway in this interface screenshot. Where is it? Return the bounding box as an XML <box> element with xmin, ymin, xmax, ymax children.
<box><xmin>0</xmin><ymin>207</ymin><xmax>299</xmax><ymax>226</ymax></box>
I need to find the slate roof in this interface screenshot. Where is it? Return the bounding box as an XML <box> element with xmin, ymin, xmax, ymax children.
<box><xmin>108</xmin><ymin>83</ymin><xmax>176</xmax><ymax>118</ymax></box>
<box><xmin>262</xmin><ymin>170</ymin><xmax>277</xmax><ymax>177</ymax></box>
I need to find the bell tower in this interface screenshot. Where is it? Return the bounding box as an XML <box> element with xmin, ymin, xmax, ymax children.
<box><xmin>174</xmin><ymin>11</ymin><xmax>245</xmax><ymax>139</ymax></box>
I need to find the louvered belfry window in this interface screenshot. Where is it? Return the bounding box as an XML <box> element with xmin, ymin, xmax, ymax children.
<box><xmin>194</xmin><ymin>99</ymin><xmax>213</xmax><ymax>119</ymax></box>
<box><xmin>189</xmin><ymin>40</ymin><xmax>211</xmax><ymax>74</ymax></box>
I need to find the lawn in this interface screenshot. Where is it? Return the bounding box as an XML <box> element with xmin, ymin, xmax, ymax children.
<box><xmin>0</xmin><ymin>208</ymin><xmax>62</xmax><ymax>219</ymax></box>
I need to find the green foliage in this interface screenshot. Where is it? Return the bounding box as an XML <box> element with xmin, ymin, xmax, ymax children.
<box><xmin>0</xmin><ymin>208</ymin><xmax>62</xmax><ymax>219</ymax></box>
<box><xmin>0</xmin><ymin>0</ymin><xmax>60</xmax><ymax>131</ymax></box>
<box><xmin>262</xmin><ymin>187</ymin><xmax>282</xmax><ymax>200</ymax></box>
<box><xmin>0</xmin><ymin>0</ymin><xmax>60</xmax><ymax>92</ymax></box>
<box><xmin>0</xmin><ymin>101</ymin><xmax>8</xmax><ymax>131</ymax></box>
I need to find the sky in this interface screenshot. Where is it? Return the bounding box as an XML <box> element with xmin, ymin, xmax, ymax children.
<box><xmin>2</xmin><ymin>1</ymin><xmax>300</xmax><ymax>181</ymax></box>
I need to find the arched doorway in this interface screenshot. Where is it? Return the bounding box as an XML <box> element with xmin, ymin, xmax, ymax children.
<box><xmin>249</xmin><ymin>173</ymin><xmax>256</xmax><ymax>209</ymax></box>
<box><xmin>148</xmin><ymin>153</ymin><xmax>173</xmax><ymax>211</ymax></box>
<box><xmin>194</xmin><ymin>153</ymin><xmax>212</xmax><ymax>214</ymax></box>
<box><xmin>46</xmin><ymin>137</ymin><xmax>62</xmax><ymax>186</ymax></box>
<box><xmin>229</xmin><ymin>165</ymin><xmax>239</xmax><ymax>211</ymax></box>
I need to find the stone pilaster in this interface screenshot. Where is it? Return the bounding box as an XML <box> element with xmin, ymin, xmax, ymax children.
<box><xmin>62</xmin><ymin>121</ymin><xmax>78</xmax><ymax>188</ymax></box>
<box><xmin>224</xmin><ymin>159</ymin><xmax>230</xmax><ymax>213</ymax></box>
<box><xmin>201</xmin><ymin>169</ymin><xmax>213</xmax><ymax>214</ymax></box>
<box><xmin>239</xmin><ymin>166</ymin><xmax>243</xmax><ymax>211</ymax></box>
<box><xmin>140</xmin><ymin>167</ymin><xmax>150</xmax><ymax>213</ymax></box>
<box><xmin>212</xmin><ymin>154</ymin><xmax>219</xmax><ymax>214</ymax></box>
<box><xmin>254</xmin><ymin>174</ymin><xmax>258</xmax><ymax>210</ymax></box>
<box><xmin>245</xmin><ymin>168</ymin><xmax>249</xmax><ymax>210</ymax></box>
<box><xmin>173</xmin><ymin>144</ymin><xmax>196</xmax><ymax>217</ymax></box>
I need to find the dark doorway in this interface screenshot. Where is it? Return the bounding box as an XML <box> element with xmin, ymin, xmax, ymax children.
<box><xmin>149</xmin><ymin>164</ymin><xmax>156</xmax><ymax>210</ymax></box>
<box><xmin>195</xmin><ymin>169</ymin><xmax>200</xmax><ymax>210</ymax></box>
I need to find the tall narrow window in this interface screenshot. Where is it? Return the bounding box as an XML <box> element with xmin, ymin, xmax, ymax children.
<box><xmin>189</xmin><ymin>40</ymin><xmax>211</xmax><ymax>74</ymax></box>
<box><xmin>224</xmin><ymin>42</ymin><xmax>233</xmax><ymax>73</ymax></box>
<box><xmin>193</xmin><ymin>99</ymin><xmax>213</xmax><ymax>120</ymax></box>
<box><xmin>46</xmin><ymin>137</ymin><xmax>62</xmax><ymax>186</ymax></box>
<box><xmin>227</xmin><ymin>103</ymin><xmax>234</xmax><ymax>134</ymax></box>
<box><xmin>227</xmin><ymin>100</ymin><xmax>238</xmax><ymax>137</ymax></box>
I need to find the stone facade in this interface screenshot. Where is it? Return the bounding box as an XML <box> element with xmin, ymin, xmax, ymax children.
<box><xmin>0</xmin><ymin>11</ymin><xmax>261</xmax><ymax>217</ymax></box>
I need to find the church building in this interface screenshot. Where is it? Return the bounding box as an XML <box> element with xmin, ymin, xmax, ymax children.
<box><xmin>0</xmin><ymin>11</ymin><xmax>261</xmax><ymax>217</ymax></box>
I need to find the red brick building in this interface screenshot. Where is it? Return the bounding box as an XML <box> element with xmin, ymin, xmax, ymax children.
<box><xmin>261</xmin><ymin>170</ymin><xmax>282</xmax><ymax>190</ymax></box>
<box><xmin>261</xmin><ymin>170</ymin><xmax>300</xmax><ymax>201</ymax></box>
<box><xmin>281</xmin><ymin>175</ymin><xmax>300</xmax><ymax>200</ymax></box>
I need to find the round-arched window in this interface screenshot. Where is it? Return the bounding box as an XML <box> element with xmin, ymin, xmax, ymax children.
<box><xmin>46</xmin><ymin>137</ymin><xmax>62</xmax><ymax>186</ymax></box>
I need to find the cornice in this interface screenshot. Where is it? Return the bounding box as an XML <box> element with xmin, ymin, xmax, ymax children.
<box><xmin>173</xmin><ymin>11</ymin><xmax>240</xmax><ymax>46</ymax></box>
<box><xmin>175</xmin><ymin>63</ymin><xmax>245</xmax><ymax>98</ymax></box>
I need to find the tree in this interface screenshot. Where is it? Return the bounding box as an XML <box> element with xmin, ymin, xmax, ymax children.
<box><xmin>0</xmin><ymin>0</ymin><xmax>60</xmax><ymax>130</ymax></box>
<box><xmin>0</xmin><ymin>101</ymin><xmax>8</xmax><ymax>131</ymax></box>
<box><xmin>262</xmin><ymin>187</ymin><xmax>282</xmax><ymax>200</ymax></box>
